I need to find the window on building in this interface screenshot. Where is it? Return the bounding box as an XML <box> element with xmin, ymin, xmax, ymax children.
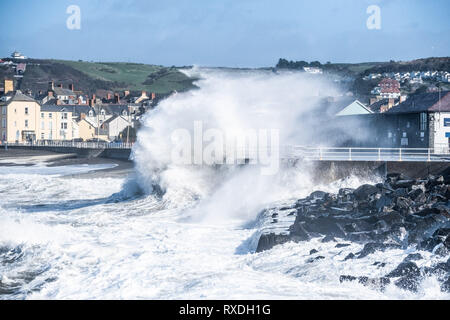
<box><xmin>1</xmin><ymin>107</ymin><xmax>5</xmax><ymax>115</ymax></box>
<box><xmin>420</xmin><ymin>113</ymin><xmax>427</xmax><ymax>131</ymax></box>
<box><xmin>14</xmin><ymin>121</ymin><xmax>17</xmax><ymax>127</ymax></box>
<box><xmin>49</xmin><ymin>113</ymin><xmax>53</xmax><ymax>119</ymax></box>
<box><xmin>1</xmin><ymin>119</ymin><xmax>5</xmax><ymax>128</ymax></box>
<box><xmin>41</xmin><ymin>133</ymin><xmax>45</xmax><ymax>140</ymax></box>
<box><xmin>41</xmin><ymin>121</ymin><xmax>45</xmax><ymax>130</ymax></box>
<box><xmin>49</xmin><ymin>122</ymin><xmax>52</xmax><ymax>130</ymax></box>
<box><xmin>25</xmin><ymin>120</ymin><xmax>28</xmax><ymax>128</ymax></box>
<box><xmin>61</xmin><ymin>123</ymin><xmax>68</xmax><ymax>130</ymax></box>
<box><xmin>62</xmin><ymin>113</ymin><xmax>68</xmax><ymax>120</ymax></box>
<box><xmin>402</xmin><ymin>132</ymin><xmax>407</xmax><ymax>138</ymax></box>
<box><xmin>444</xmin><ymin>118</ymin><xmax>450</xmax><ymax>127</ymax></box>
<box><xmin>41</xmin><ymin>113</ymin><xmax>44</xmax><ymax>118</ymax></box>
<box><xmin>25</xmin><ymin>107</ymin><xmax>29</xmax><ymax>115</ymax></box>
<box><xmin>388</xmin><ymin>132</ymin><xmax>392</xmax><ymax>138</ymax></box>
<box><xmin>406</xmin><ymin>121</ymin><xmax>410</xmax><ymax>128</ymax></box>
<box><xmin>2</xmin><ymin>130</ymin><xmax>5</xmax><ymax>141</ymax></box>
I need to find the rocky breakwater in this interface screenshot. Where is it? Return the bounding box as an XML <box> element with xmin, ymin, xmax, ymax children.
<box><xmin>257</xmin><ymin>173</ymin><xmax>450</xmax><ymax>292</ymax></box>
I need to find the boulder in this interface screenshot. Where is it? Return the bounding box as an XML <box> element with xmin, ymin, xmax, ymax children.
<box><xmin>335</xmin><ymin>243</ymin><xmax>351</xmax><ymax>248</ymax></box>
<box><xmin>395</xmin><ymin>276</ymin><xmax>421</xmax><ymax>292</ymax></box>
<box><xmin>358</xmin><ymin>243</ymin><xmax>401</xmax><ymax>259</ymax></box>
<box><xmin>344</xmin><ymin>253</ymin><xmax>355</xmax><ymax>261</ymax></box>
<box><xmin>310</xmin><ymin>191</ymin><xmax>328</xmax><ymax>201</ymax></box>
<box><xmin>404</xmin><ymin>253</ymin><xmax>423</xmax><ymax>262</ymax></box>
<box><xmin>339</xmin><ymin>275</ymin><xmax>357</xmax><ymax>282</ymax></box>
<box><xmin>307</xmin><ymin>256</ymin><xmax>325</xmax><ymax>263</ymax></box>
<box><xmin>354</xmin><ymin>184</ymin><xmax>379</xmax><ymax>200</ymax></box>
<box><xmin>386</xmin><ymin>173</ymin><xmax>406</xmax><ymax>183</ymax></box>
<box><xmin>375</xmin><ymin>196</ymin><xmax>394</xmax><ymax>212</ymax></box>
<box><xmin>392</xmin><ymin>180</ymin><xmax>416</xmax><ymax>189</ymax></box>
<box><xmin>386</xmin><ymin>261</ymin><xmax>421</xmax><ymax>278</ymax></box>
<box><xmin>393</xmin><ymin>188</ymin><xmax>409</xmax><ymax>198</ymax></box>
<box><xmin>441</xmin><ymin>278</ymin><xmax>450</xmax><ymax>292</ymax></box>
<box><xmin>395</xmin><ymin>197</ymin><xmax>413</xmax><ymax>211</ymax></box>
<box><xmin>256</xmin><ymin>233</ymin><xmax>291</xmax><ymax>252</ymax></box>
<box><xmin>339</xmin><ymin>275</ymin><xmax>390</xmax><ymax>290</ymax></box>
<box><xmin>408</xmin><ymin>188</ymin><xmax>423</xmax><ymax>200</ymax></box>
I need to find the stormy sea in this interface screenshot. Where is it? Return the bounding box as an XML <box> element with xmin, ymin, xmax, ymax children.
<box><xmin>0</xmin><ymin>69</ymin><xmax>449</xmax><ymax>299</ymax></box>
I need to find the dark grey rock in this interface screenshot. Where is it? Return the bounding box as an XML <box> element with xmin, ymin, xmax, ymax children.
<box><xmin>386</xmin><ymin>262</ymin><xmax>421</xmax><ymax>278</ymax></box>
<box><xmin>321</xmin><ymin>235</ymin><xmax>336</xmax><ymax>243</ymax></box>
<box><xmin>404</xmin><ymin>253</ymin><xmax>423</xmax><ymax>262</ymax></box>
<box><xmin>335</xmin><ymin>243</ymin><xmax>351</xmax><ymax>248</ymax></box>
<box><xmin>392</xmin><ymin>180</ymin><xmax>416</xmax><ymax>189</ymax></box>
<box><xmin>256</xmin><ymin>233</ymin><xmax>291</xmax><ymax>252</ymax></box>
<box><xmin>395</xmin><ymin>276</ymin><xmax>421</xmax><ymax>292</ymax></box>
<box><xmin>307</xmin><ymin>255</ymin><xmax>325</xmax><ymax>263</ymax></box>
<box><xmin>441</xmin><ymin>278</ymin><xmax>450</xmax><ymax>292</ymax></box>
<box><xmin>408</xmin><ymin>188</ymin><xmax>423</xmax><ymax>200</ymax></box>
<box><xmin>354</xmin><ymin>184</ymin><xmax>379</xmax><ymax>200</ymax></box>
<box><xmin>358</xmin><ymin>243</ymin><xmax>401</xmax><ymax>259</ymax></box>
<box><xmin>375</xmin><ymin>195</ymin><xmax>394</xmax><ymax>212</ymax></box>
<box><xmin>339</xmin><ymin>275</ymin><xmax>357</xmax><ymax>283</ymax></box>
<box><xmin>344</xmin><ymin>253</ymin><xmax>355</xmax><ymax>261</ymax></box>
<box><xmin>310</xmin><ymin>191</ymin><xmax>328</xmax><ymax>201</ymax></box>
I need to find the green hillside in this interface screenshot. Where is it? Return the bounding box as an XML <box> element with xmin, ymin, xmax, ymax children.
<box><xmin>1</xmin><ymin>59</ymin><xmax>197</xmax><ymax>95</ymax></box>
<box><xmin>56</xmin><ymin>60</ymin><xmax>196</xmax><ymax>93</ymax></box>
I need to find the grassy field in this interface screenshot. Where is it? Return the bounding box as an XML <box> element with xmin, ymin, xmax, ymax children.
<box><xmin>54</xmin><ymin>60</ymin><xmax>196</xmax><ymax>93</ymax></box>
<box><xmin>0</xmin><ymin>58</ymin><xmax>196</xmax><ymax>95</ymax></box>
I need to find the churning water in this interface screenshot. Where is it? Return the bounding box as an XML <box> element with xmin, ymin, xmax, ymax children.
<box><xmin>0</xmin><ymin>69</ymin><xmax>448</xmax><ymax>299</ymax></box>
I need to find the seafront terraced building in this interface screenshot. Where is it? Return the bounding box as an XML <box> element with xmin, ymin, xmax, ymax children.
<box><xmin>0</xmin><ymin>90</ymin><xmax>74</xmax><ymax>143</ymax></box>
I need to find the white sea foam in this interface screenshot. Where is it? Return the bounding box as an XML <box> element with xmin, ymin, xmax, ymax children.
<box><xmin>0</xmin><ymin>69</ymin><xmax>448</xmax><ymax>299</ymax></box>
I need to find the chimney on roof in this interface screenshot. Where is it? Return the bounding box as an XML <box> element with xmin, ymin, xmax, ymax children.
<box><xmin>80</xmin><ymin>113</ymin><xmax>86</xmax><ymax>120</ymax></box>
<box><xmin>69</xmin><ymin>84</ymin><xmax>74</xmax><ymax>91</ymax></box>
<box><xmin>114</xmin><ymin>93</ymin><xmax>120</xmax><ymax>104</ymax></box>
<box><xmin>141</xmin><ymin>90</ymin><xmax>147</xmax><ymax>97</ymax></box>
<box><xmin>4</xmin><ymin>79</ymin><xmax>13</xmax><ymax>94</ymax></box>
<box><xmin>124</xmin><ymin>90</ymin><xmax>130</xmax><ymax>97</ymax></box>
<box><xmin>400</xmin><ymin>95</ymin><xmax>407</xmax><ymax>103</ymax></box>
<box><xmin>57</xmin><ymin>84</ymin><xmax>63</xmax><ymax>88</ymax></box>
<box><xmin>388</xmin><ymin>98</ymin><xmax>395</xmax><ymax>108</ymax></box>
<box><xmin>48</xmin><ymin>81</ymin><xmax>54</xmax><ymax>91</ymax></box>
<box><xmin>106</xmin><ymin>93</ymin><xmax>112</xmax><ymax>101</ymax></box>
<box><xmin>151</xmin><ymin>92</ymin><xmax>156</xmax><ymax>100</ymax></box>
<box><xmin>77</xmin><ymin>97</ymin><xmax>83</xmax><ymax>105</ymax></box>
<box><xmin>48</xmin><ymin>91</ymin><xmax>54</xmax><ymax>98</ymax></box>
<box><xmin>89</xmin><ymin>98</ymin><xmax>94</xmax><ymax>107</ymax></box>
<box><xmin>56</xmin><ymin>99</ymin><xmax>61</xmax><ymax>105</ymax></box>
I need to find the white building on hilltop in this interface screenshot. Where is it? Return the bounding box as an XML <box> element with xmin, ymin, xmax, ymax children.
<box><xmin>11</xmin><ymin>51</ymin><xmax>26</xmax><ymax>60</ymax></box>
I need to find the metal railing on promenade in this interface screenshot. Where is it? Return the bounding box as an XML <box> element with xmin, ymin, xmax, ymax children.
<box><xmin>285</xmin><ymin>145</ymin><xmax>450</xmax><ymax>162</ymax></box>
<box><xmin>1</xmin><ymin>140</ymin><xmax>134</xmax><ymax>150</ymax></box>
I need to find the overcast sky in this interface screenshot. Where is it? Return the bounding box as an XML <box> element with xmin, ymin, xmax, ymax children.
<box><xmin>1</xmin><ymin>0</ymin><xmax>449</xmax><ymax>67</ymax></box>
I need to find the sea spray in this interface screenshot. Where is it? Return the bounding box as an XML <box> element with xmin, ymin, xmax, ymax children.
<box><xmin>131</xmin><ymin>68</ymin><xmax>343</xmax><ymax>222</ymax></box>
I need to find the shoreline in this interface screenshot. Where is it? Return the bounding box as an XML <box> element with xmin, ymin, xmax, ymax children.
<box><xmin>0</xmin><ymin>148</ymin><xmax>134</xmax><ymax>178</ymax></box>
